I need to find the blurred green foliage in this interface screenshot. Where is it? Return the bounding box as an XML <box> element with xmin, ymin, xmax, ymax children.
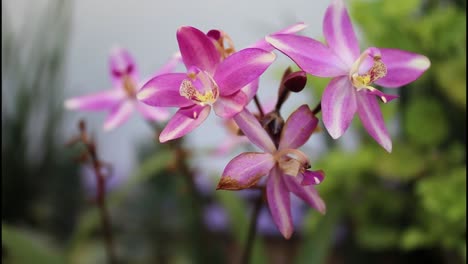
<box><xmin>303</xmin><ymin>0</ymin><xmax>466</xmax><ymax>263</ymax></box>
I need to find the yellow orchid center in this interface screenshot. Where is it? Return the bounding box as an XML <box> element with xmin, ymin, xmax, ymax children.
<box><xmin>122</xmin><ymin>75</ymin><xmax>137</xmax><ymax>98</ymax></box>
<box><xmin>350</xmin><ymin>50</ymin><xmax>387</xmax><ymax>92</ymax></box>
<box><xmin>179</xmin><ymin>70</ymin><xmax>219</xmax><ymax>106</ymax></box>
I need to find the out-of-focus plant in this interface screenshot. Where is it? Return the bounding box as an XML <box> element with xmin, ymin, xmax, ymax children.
<box><xmin>297</xmin><ymin>0</ymin><xmax>465</xmax><ymax>263</ymax></box>
<box><xmin>2</xmin><ymin>0</ymin><xmax>80</xmax><ymax>240</ymax></box>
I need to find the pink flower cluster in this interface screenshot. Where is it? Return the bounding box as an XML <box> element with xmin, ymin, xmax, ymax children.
<box><xmin>65</xmin><ymin>0</ymin><xmax>430</xmax><ymax>239</ymax></box>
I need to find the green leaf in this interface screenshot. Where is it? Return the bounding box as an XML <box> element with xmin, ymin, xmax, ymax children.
<box><xmin>2</xmin><ymin>224</ymin><xmax>66</xmax><ymax>264</ymax></box>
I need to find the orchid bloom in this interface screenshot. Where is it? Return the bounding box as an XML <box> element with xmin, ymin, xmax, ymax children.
<box><xmin>137</xmin><ymin>26</ymin><xmax>276</xmax><ymax>142</ymax></box>
<box><xmin>65</xmin><ymin>47</ymin><xmax>172</xmax><ymax>131</ymax></box>
<box><xmin>217</xmin><ymin>105</ymin><xmax>325</xmax><ymax>239</ymax></box>
<box><xmin>266</xmin><ymin>0</ymin><xmax>430</xmax><ymax>152</ymax></box>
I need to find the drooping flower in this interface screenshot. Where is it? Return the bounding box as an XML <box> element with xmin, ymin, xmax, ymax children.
<box><xmin>217</xmin><ymin>105</ymin><xmax>326</xmax><ymax>239</ymax></box>
<box><xmin>65</xmin><ymin>47</ymin><xmax>172</xmax><ymax>131</ymax></box>
<box><xmin>137</xmin><ymin>26</ymin><xmax>276</xmax><ymax>142</ymax></box>
<box><xmin>266</xmin><ymin>0</ymin><xmax>430</xmax><ymax>152</ymax></box>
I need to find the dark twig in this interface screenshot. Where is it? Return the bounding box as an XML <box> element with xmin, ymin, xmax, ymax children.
<box><xmin>67</xmin><ymin>120</ymin><xmax>117</xmax><ymax>264</ymax></box>
<box><xmin>312</xmin><ymin>101</ymin><xmax>322</xmax><ymax>115</ymax></box>
<box><xmin>253</xmin><ymin>95</ymin><xmax>265</xmax><ymax>117</ymax></box>
<box><xmin>241</xmin><ymin>192</ymin><xmax>264</xmax><ymax>264</ymax></box>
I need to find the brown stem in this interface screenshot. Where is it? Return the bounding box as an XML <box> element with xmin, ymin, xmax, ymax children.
<box><xmin>69</xmin><ymin>121</ymin><xmax>117</xmax><ymax>264</ymax></box>
<box><xmin>241</xmin><ymin>192</ymin><xmax>264</xmax><ymax>264</ymax></box>
<box><xmin>253</xmin><ymin>95</ymin><xmax>265</xmax><ymax>117</ymax></box>
<box><xmin>312</xmin><ymin>101</ymin><xmax>322</xmax><ymax>115</ymax></box>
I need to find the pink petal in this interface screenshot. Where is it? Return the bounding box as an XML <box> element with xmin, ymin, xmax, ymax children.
<box><xmin>266</xmin><ymin>168</ymin><xmax>293</xmax><ymax>239</ymax></box>
<box><xmin>249</xmin><ymin>22</ymin><xmax>307</xmax><ymax>51</ymax></box>
<box><xmin>323</xmin><ymin>0</ymin><xmax>360</xmax><ymax>66</ymax></box>
<box><xmin>137</xmin><ymin>73</ymin><xmax>192</xmax><ymax>107</ymax></box>
<box><xmin>135</xmin><ymin>101</ymin><xmax>170</xmax><ymax>122</ymax></box>
<box><xmin>103</xmin><ymin>101</ymin><xmax>134</xmax><ymax>131</ymax></box>
<box><xmin>356</xmin><ymin>92</ymin><xmax>392</xmax><ymax>152</ymax></box>
<box><xmin>375</xmin><ymin>48</ymin><xmax>431</xmax><ymax>88</ymax></box>
<box><xmin>365</xmin><ymin>89</ymin><xmax>399</xmax><ymax>104</ymax></box>
<box><xmin>109</xmin><ymin>47</ymin><xmax>139</xmax><ymax>87</ymax></box>
<box><xmin>322</xmin><ymin>76</ymin><xmax>357</xmax><ymax>139</ymax></box>
<box><xmin>266</xmin><ymin>34</ymin><xmax>348</xmax><ymax>77</ymax></box>
<box><xmin>283</xmin><ymin>175</ymin><xmax>326</xmax><ymax>214</ymax></box>
<box><xmin>159</xmin><ymin>104</ymin><xmax>211</xmax><ymax>142</ymax></box>
<box><xmin>213</xmin><ymin>91</ymin><xmax>248</xmax><ymax>118</ymax></box>
<box><xmin>241</xmin><ymin>79</ymin><xmax>259</xmax><ymax>103</ymax></box>
<box><xmin>279</xmin><ymin>104</ymin><xmax>318</xmax><ymax>149</ymax></box>
<box><xmin>301</xmin><ymin>170</ymin><xmax>325</xmax><ymax>186</ymax></box>
<box><xmin>177</xmin><ymin>26</ymin><xmax>221</xmax><ymax>74</ymax></box>
<box><xmin>64</xmin><ymin>89</ymin><xmax>125</xmax><ymax>111</ymax></box>
<box><xmin>233</xmin><ymin>108</ymin><xmax>276</xmax><ymax>153</ymax></box>
<box><xmin>153</xmin><ymin>52</ymin><xmax>182</xmax><ymax>76</ymax></box>
<box><xmin>214</xmin><ymin>48</ymin><xmax>276</xmax><ymax>96</ymax></box>
<box><xmin>217</xmin><ymin>152</ymin><xmax>275</xmax><ymax>190</ymax></box>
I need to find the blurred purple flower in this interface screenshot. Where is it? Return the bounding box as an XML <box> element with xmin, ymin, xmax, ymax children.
<box><xmin>217</xmin><ymin>105</ymin><xmax>325</xmax><ymax>239</ymax></box>
<box><xmin>266</xmin><ymin>0</ymin><xmax>430</xmax><ymax>152</ymax></box>
<box><xmin>65</xmin><ymin>47</ymin><xmax>172</xmax><ymax>131</ymax></box>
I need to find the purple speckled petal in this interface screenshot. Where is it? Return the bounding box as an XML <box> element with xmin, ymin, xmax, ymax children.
<box><xmin>233</xmin><ymin>108</ymin><xmax>276</xmax><ymax>153</ymax></box>
<box><xmin>137</xmin><ymin>73</ymin><xmax>192</xmax><ymax>107</ymax></box>
<box><xmin>301</xmin><ymin>170</ymin><xmax>325</xmax><ymax>186</ymax></box>
<box><xmin>214</xmin><ymin>48</ymin><xmax>275</xmax><ymax>96</ymax></box>
<box><xmin>159</xmin><ymin>104</ymin><xmax>211</xmax><ymax>142</ymax></box>
<box><xmin>103</xmin><ymin>101</ymin><xmax>134</xmax><ymax>131</ymax></box>
<box><xmin>213</xmin><ymin>91</ymin><xmax>248</xmax><ymax>119</ymax></box>
<box><xmin>279</xmin><ymin>104</ymin><xmax>318</xmax><ymax>150</ymax></box>
<box><xmin>323</xmin><ymin>0</ymin><xmax>360</xmax><ymax>66</ymax></box>
<box><xmin>284</xmin><ymin>175</ymin><xmax>326</xmax><ymax>214</ymax></box>
<box><xmin>177</xmin><ymin>26</ymin><xmax>221</xmax><ymax>74</ymax></box>
<box><xmin>64</xmin><ymin>89</ymin><xmax>125</xmax><ymax>111</ymax></box>
<box><xmin>266</xmin><ymin>168</ymin><xmax>293</xmax><ymax>239</ymax></box>
<box><xmin>376</xmin><ymin>48</ymin><xmax>430</xmax><ymax>88</ymax></box>
<box><xmin>249</xmin><ymin>22</ymin><xmax>307</xmax><ymax>51</ymax></box>
<box><xmin>322</xmin><ymin>76</ymin><xmax>357</xmax><ymax>139</ymax></box>
<box><xmin>153</xmin><ymin>52</ymin><xmax>182</xmax><ymax>76</ymax></box>
<box><xmin>135</xmin><ymin>101</ymin><xmax>170</xmax><ymax>122</ymax></box>
<box><xmin>109</xmin><ymin>47</ymin><xmax>139</xmax><ymax>87</ymax></box>
<box><xmin>241</xmin><ymin>79</ymin><xmax>259</xmax><ymax>103</ymax></box>
<box><xmin>356</xmin><ymin>92</ymin><xmax>392</xmax><ymax>152</ymax></box>
<box><xmin>266</xmin><ymin>34</ymin><xmax>348</xmax><ymax>77</ymax></box>
<box><xmin>217</xmin><ymin>152</ymin><xmax>275</xmax><ymax>190</ymax></box>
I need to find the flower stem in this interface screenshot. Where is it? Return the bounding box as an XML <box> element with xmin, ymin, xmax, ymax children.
<box><xmin>70</xmin><ymin>121</ymin><xmax>117</xmax><ymax>264</ymax></box>
<box><xmin>253</xmin><ymin>95</ymin><xmax>265</xmax><ymax>117</ymax></box>
<box><xmin>312</xmin><ymin>101</ymin><xmax>322</xmax><ymax>115</ymax></box>
<box><xmin>241</xmin><ymin>192</ymin><xmax>263</xmax><ymax>264</ymax></box>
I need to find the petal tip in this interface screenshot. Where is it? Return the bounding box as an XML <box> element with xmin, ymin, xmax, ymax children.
<box><xmin>409</xmin><ymin>55</ymin><xmax>431</xmax><ymax>71</ymax></box>
<box><xmin>64</xmin><ymin>99</ymin><xmax>77</xmax><ymax>110</ymax></box>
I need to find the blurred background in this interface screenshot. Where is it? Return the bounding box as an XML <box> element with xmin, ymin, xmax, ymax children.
<box><xmin>2</xmin><ymin>0</ymin><xmax>466</xmax><ymax>263</ymax></box>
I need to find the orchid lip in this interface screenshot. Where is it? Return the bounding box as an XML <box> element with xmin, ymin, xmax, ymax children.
<box><xmin>349</xmin><ymin>50</ymin><xmax>390</xmax><ymax>102</ymax></box>
<box><xmin>122</xmin><ymin>75</ymin><xmax>138</xmax><ymax>98</ymax></box>
<box><xmin>179</xmin><ymin>69</ymin><xmax>219</xmax><ymax>106</ymax></box>
<box><xmin>273</xmin><ymin>148</ymin><xmax>310</xmax><ymax>177</ymax></box>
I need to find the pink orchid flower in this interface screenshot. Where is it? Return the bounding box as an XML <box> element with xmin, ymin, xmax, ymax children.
<box><xmin>65</xmin><ymin>47</ymin><xmax>173</xmax><ymax>131</ymax></box>
<box><xmin>217</xmin><ymin>105</ymin><xmax>325</xmax><ymax>239</ymax></box>
<box><xmin>137</xmin><ymin>26</ymin><xmax>276</xmax><ymax>142</ymax></box>
<box><xmin>266</xmin><ymin>0</ymin><xmax>430</xmax><ymax>152</ymax></box>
